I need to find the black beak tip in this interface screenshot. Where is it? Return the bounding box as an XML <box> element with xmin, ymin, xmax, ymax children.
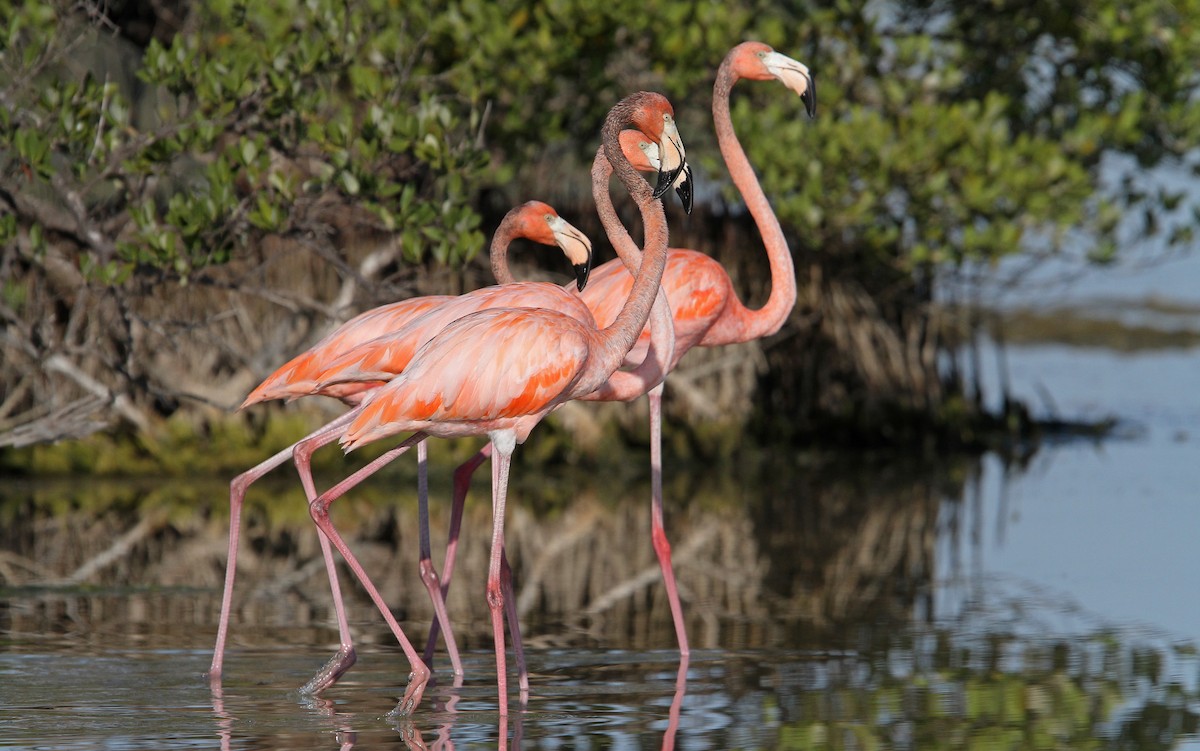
<box><xmin>802</xmin><ymin>75</ymin><xmax>816</xmax><ymax>118</ymax></box>
<box><xmin>573</xmin><ymin>261</ymin><xmax>591</xmax><ymax>292</ymax></box>
<box><xmin>675</xmin><ymin>167</ymin><xmax>694</xmax><ymax>215</ymax></box>
<box><xmin>652</xmin><ymin>165</ymin><xmax>682</xmax><ymax>199</ymax></box>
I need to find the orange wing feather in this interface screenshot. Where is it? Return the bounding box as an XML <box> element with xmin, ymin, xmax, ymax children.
<box><xmin>314</xmin><ymin>282</ymin><xmax>593</xmax><ymax>391</ymax></box>
<box><xmin>342</xmin><ymin>308</ymin><xmax>591</xmax><ymax>447</ymax></box>
<box><xmin>581</xmin><ymin>249</ymin><xmax>729</xmax><ymax>364</ymax></box>
<box><xmin>241</xmin><ymin>296</ymin><xmax>451</xmax><ymax>407</ymax></box>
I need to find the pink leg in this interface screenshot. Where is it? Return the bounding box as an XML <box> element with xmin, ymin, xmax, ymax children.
<box><xmin>421</xmin><ymin>443</ymin><xmax>528</xmax><ymax>694</ymax></box>
<box><xmin>306</xmin><ymin>432</ymin><xmax>432</xmax><ymax>715</ymax></box>
<box><xmin>414</xmin><ymin>438</ymin><xmax>464</xmax><ymax>678</ymax></box>
<box><xmin>291</xmin><ymin>413</ymin><xmax>371</xmax><ymax>694</ymax></box>
<box><xmin>500</xmin><ymin>549</ymin><xmax>528</xmax><ymax>700</ymax></box>
<box><xmin>209</xmin><ymin>409</ymin><xmax>359</xmax><ymax>685</ymax></box>
<box><xmin>648</xmin><ymin>384</ymin><xmax>689</xmax><ymax>655</ymax></box>
<box><xmin>422</xmin><ymin>444</ymin><xmax>489</xmax><ymax>664</ymax></box>
<box><xmin>486</xmin><ymin>436</ymin><xmax>515</xmax><ymax>716</ymax></box>
<box><xmin>661</xmin><ymin>653</ymin><xmax>689</xmax><ymax>751</ymax></box>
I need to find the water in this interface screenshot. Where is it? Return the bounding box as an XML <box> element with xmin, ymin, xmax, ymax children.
<box><xmin>3</xmin><ymin>335</ymin><xmax>1200</xmax><ymax>748</ymax></box>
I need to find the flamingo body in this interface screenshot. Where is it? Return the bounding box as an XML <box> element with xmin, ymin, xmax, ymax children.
<box><xmin>241</xmin><ymin>296</ymin><xmax>455</xmax><ymax>407</ymax></box>
<box><xmin>211</xmin><ymin>200</ymin><xmax>595</xmax><ymax>692</ymax></box>
<box><xmin>341</xmin><ymin>308</ymin><xmax>592</xmax><ymax>446</ymax></box>
<box><xmin>582</xmin><ymin>249</ymin><xmax>729</xmax><ymax>369</ymax></box>
<box><xmin>315</xmin><ymin>283</ymin><xmax>594</xmax><ymax>390</ymax></box>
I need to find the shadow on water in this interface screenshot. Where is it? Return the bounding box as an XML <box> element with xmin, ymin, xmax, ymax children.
<box><xmin>0</xmin><ymin>446</ymin><xmax>1197</xmax><ymax>749</ymax></box>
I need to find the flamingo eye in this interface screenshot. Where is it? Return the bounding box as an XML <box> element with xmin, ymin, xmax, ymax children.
<box><xmin>757</xmin><ymin>50</ymin><xmax>767</xmax><ymax>59</ymax></box>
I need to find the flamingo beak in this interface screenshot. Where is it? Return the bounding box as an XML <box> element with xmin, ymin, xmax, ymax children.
<box><xmin>549</xmin><ymin>216</ymin><xmax>593</xmax><ymax>291</ymax></box>
<box><xmin>653</xmin><ymin>165</ymin><xmax>681</xmax><ymax>200</ymax></box>
<box><xmin>573</xmin><ymin>259</ymin><xmax>592</xmax><ymax>291</ymax></box>
<box><xmin>639</xmin><ymin>139</ymin><xmax>693</xmax><ymax>214</ymax></box>
<box><xmin>799</xmin><ymin>75</ymin><xmax>816</xmax><ymax>118</ymax></box>
<box><xmin>674</xmin><ymin>163</ymin><xmax>694</xmax><ymax>215</ymax></box>
<box><xmin>764</xmin><ymin>51</ymin><xmax>816</xmax><ymax>118</ymax></box>
<box><xmin>653</xmin><ymin>116</ymin><xmax>687</xmax><ymax>199</ymax></box>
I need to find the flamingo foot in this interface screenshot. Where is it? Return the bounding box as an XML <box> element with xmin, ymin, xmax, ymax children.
<box><xmin>301</xmin><ymin>645</ymin><xmax>358</xmax><ymax>695</ymax></box>
<box><xmin>387</xmin><ymin>666</ymin><xmax>431</xmax><ymax>718</ymax></box>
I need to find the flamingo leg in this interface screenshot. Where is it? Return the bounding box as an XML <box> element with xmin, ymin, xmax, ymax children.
<box><xmin>500</xmin><ymin>547</ymin><xmax>528</xmax><ymax>700</ymax></box>
<box><xmin>422</xmin><ymin>444</ymin><xmax>487</xmax><ymax>664</ymax></box>
<box><xmin>421</xmin><ymin>442</ymin><xmax>529</xmax><ymax>697</ymax></box>
<box><xmin>648</xmin><ymin>383</ymin><xmax>689</xmax><ymax>655</ymax></box>
<box><xmin>290</xmin><ymin>413</ymin><xmax>373</xmax><ymax>694</ymax></box>
<box><xmin>486</xmin><ymin>436</ymin><xmax>515</xmax><ymax>716</ymax></box>
<box><xmin>210</xmin><ymin>409</ymin><xmax>359</xmax><ymax>685</ymax></box>
<box><xmin>661</xmin><ymin>653</ymin><xmax>690</xmax><ymax>751</ymax></box>
<box><xmin>304</xmin><ymin>431</ymin><xmax>432</xmax><ymax>715</ymax></box>
<box><xmin>423</xmin><ymin>444</ymin><xmax>490</xmax><ymax>662</ymax></box>
<box><xmin>414</xmin><ymin>438</ymin><xmax>464</xmax><ymax>678</ymax></box>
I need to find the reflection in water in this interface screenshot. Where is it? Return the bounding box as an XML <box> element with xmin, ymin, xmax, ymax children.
<box><xmin>0</xmin><ymin>452</ymin><xmax>965</xmax><ymax>651</ymax></box>
<box><xmin>1</xmin><ymin>450</ymin><xmax>1198</xmax><ymax>748</ymax></box>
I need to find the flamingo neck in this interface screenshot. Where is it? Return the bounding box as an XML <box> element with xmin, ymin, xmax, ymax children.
<box><xmin>588</xmin><ymin>146</ymin><xmax>674</xmax><ymax>396</ymax></box>
<box><xmin>592</xmin><ymin>146</ymin><xmax>646</xmax><ymax>270</ymax></box>
<box><xmin>489</xmin><ymin>217</ymin><xmax>518</xmax><ymax>285</ymax></box>
<box><xmin>592</xmin><ymin>103</ymin><xmax>670</xmax><ymax>378</ymax></box>
<box><xmin>705</xmin><ymin>58</ymin><xmax>797</xmax><ymax>344</ymax></box>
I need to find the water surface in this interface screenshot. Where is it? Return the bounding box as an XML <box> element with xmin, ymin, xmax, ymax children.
<box><xmin>2</xmin><ymin>336</ymin><xmax>1199</xmax><ymax>749</ymax></box>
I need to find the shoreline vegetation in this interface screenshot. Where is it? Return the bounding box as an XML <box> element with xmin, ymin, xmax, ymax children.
<box><xmin>3</xmin><ymin>2</ymin><xmax>1198</xmax><ymax>466</ymax></box>
<box><xmin>5</xmin><ymin>298</ymin><xmax>1169</xmax><ymax>478</ymax></box>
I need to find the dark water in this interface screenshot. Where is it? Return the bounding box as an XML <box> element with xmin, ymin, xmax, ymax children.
<box><xmin>2</xmin><ymin>340</ymin><xmax>1200</xmax><ymax>749</ymax></box>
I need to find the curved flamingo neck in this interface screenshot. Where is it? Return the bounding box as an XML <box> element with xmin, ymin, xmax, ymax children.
<box><xmin>489</xmin><ymin>215</ymin><xmax>520</xmax><ymax>285</ymax></box>
<box><xmin>590</xmin><ymin>97</ymin><xmax>671</xmax><ymax>379</ymax></box>
<box><xmin>586</xmin><ymin>144</ymin><xmax>673</xmax><ymax>399</ymax></box>
<box><xmin>705</xmin><ymin>55</ymin><xmax>797</xmax><ymax>344</ymax></box>
<box><xmin>591</xmin><ymin>145</ymin><xmax>646</xmax><ymax>270</ymax></box>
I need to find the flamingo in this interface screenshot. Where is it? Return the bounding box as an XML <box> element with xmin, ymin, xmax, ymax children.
<box><xmin>411</xmin><ymin>130</ymin><xmax>688</xmax><ymax>671</ymax></box>
<box><xmin>208</xmin><ymin>201</ymin><xmax>595</xmax><ymax>692</ymax></box>
<box><xmin>585</xmin><ymin>41</ymin><xmax>813</xmax><ymax>364</ymax></box>
<box><xmin>297</xmin><ymin>91</ymin><xmax>684</xmax><ymax>716</ymax></box>
<box><xmin>298</xmin><ymin>141</ymin><xmax>681</xmax><ymax>683</ymax></box>
<box><xmin>427</xmin><ymin>41</ymin><xmax>815</xmax><ymax>660</ymax></box>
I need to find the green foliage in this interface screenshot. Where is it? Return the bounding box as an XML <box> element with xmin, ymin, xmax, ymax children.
<box><xmin>4</xmin><ymin>0</ymin><xmax>1200</xmax><ymax>448</ymax></box>
<box><xmin>1</xmin><ymin>0</ymin><xmax>489</xmax><ymax>282</ymax></box>
<box><xmin>876</xmin><ymin>0</ymin><xmax>1200</xmax><ymax>267</ymax></box>
<box><xmin>429</xmin><ymin>0</ymin><xmax>1199</xmax><ymax>273</ymax></box>
<box><xmin>6</xmin><ymin>0</ymin><xmax>1197</xmax><ymax>285</ymax></box>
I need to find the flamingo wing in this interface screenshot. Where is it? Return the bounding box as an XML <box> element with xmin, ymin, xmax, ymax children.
<box><xmin>315</xmin><ymin>283</ymin><xmax>593</xmax><ymax>390</ymax></box>
<box><xmin>241</xmin><ymin>296</ymin><xmax>452</xmax><ymax>407</ymax></box>
<box><xmin>342</xmin><ymin>308</ymin><xmax>590</xmax><ymax>447</ymax></box>
<box><xmin>582</xmin><ymin>249</ymin><xmax>730</xmax><ymax>364</ymax></box>
<box><xmin>660</xmin><ymin>250</ymin><xmax>730</xmax><ymax>329</ymax></box>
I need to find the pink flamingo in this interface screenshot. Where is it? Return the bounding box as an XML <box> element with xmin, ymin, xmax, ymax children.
<box><xmin>297</xmin><ymin>91</ymin><xmax>683</xmax><ymax>716</ymax></box>
<box><xmin>411</xmin><ymin>130</ymin><xmax>686</xmax><ymax>671</ymax></box>
<box><xmin>300</xmin><ymin>150</ymin><xmax>678</xmax><ymax>684</ymax></box>
<box><xmin>411</xmin><ymin>129</ymin><xmax>685</xmax><ymax>663</ymax></box>
<box><xmin>428</xmin><ymin>41</ymin><xmax>815</xmax><ymax>660</ymax></box>
<box><xmin>209</xmin><ymin>201</ymin><xmax>595</xmax><ymax>692</ymax></box>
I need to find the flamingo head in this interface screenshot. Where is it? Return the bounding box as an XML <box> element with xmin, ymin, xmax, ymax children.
<box><xmin>619</xmin><ymin>129</ymin><xmax>694</xmax><ymax>215</ymax></box>
<box><xmin>730</xmin><ymin>41</ymin><xmax>816</xmax><ymax>118</ymax></box>
<box><xmin>622</xmin><ymin>92</ymin><xmax>688</xmax><ymax>200</ymax></box>
<box><xmin>510</xmin><ymin>201</ymin><xmax>593</xmax><ymax>291</ymax></box>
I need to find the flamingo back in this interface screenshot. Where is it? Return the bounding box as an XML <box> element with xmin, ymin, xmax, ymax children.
<box><xmin>341</xmin><ymin>307</ymin><xmax>592</xmax><ymax>447</ymax></box>
<box><xmin>241</xmin><ymin>296</ymin><xmax>453</xmax><ymax>408</ymax></box>
<box><xmin>315</xmin><ymin>282</ymin><xmax>594</xmax><ymax>390</ymax></box>
<box><xmin>581</xmin><ymin>249</ymin><xmax>730</xmax><ymax>365</ymax></box>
